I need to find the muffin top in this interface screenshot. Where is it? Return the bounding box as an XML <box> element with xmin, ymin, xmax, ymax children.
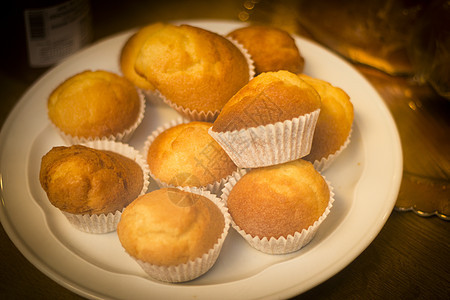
<box><xmin>227</xmin><ymin>25</ymin><xmax>304</xmax><ymax>75</ymax></box>
<box><xmin>117</xmin><ymin>188</ymin><xmax>225</xmax><ymax>266</ymax></box>
<box><xmin>39</xmin><ymin>145</ymin><xmax>143</xmax><ymax>215</ymax></box>
<box><xmin>147</xmin><ymin>121</ymin><xmax>237</xmax><ymax>187</ymax></box>
<box><xmin>226</xmin><ymin>159</ymin><xmax>329</xmax><ymax>239</ymax></box>
<box><xmin>298</xmin><ymin>74</ymin><xmax>354</xmax><ymax>162</ymax></box>
<box><xmin>134</xmin><ymin>24</ymin><xmax>250</xmax><ymax>112</ymax></box>
<box><xmin>47</xmin><ymin>70</ymin><xmax>141</xmax><ymax>139</ymax></box>
<box><xmin>211</xmin><ymin>70</ymin><xmax>321</xmax><ymax>132</ymax></box>
<box><xmin>120</xmin><ymin>22</ymin><xmax>166</xmax><ymax>91</ymax></box>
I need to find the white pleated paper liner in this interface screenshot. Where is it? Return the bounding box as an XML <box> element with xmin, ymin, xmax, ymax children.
<box><xmin>221</xmin><ymin>169</ymin><xmax>334</xmax><ymax>254</ymax></box>
<box><xmin>226</xmin><ymin>36</ymin><xmax>256</xmax><ymax>81</ymax></box>
<box><xmin>139</xmin><ymin>88</ymin><xmax>167</xmax><ymax>106</ymax></box>
<box><xmin>61</xmin><ymin>140</ymin><xmax>150</xmax><ymax>234</ymax></box>
<box><xmin>310</xmin><ymin>127</ymin><xmax>353</xmax><ymax>172</ymax></box>
<box><xmin>208</xmin><ymin>109</ymin><xmax>320</xmax><ymax>168</ymax></box>
<box><xmin>51</xmin><ymin>88</ymin><xmax>146</xmax><ymax>145</ymax></box>
<box><xmin>131</xmin><ymin>187</ymin><xmax>232</xmax><ymax>283</ymax></box>
<box><xmin>158</xmin><ymin>93</ymin><xmax>221</xmax><ymax>122</ymax></box>
<box><xmin>143</xmin><ymin>117</ymin><xmax>244</xmax><ymax>196</ymax></box>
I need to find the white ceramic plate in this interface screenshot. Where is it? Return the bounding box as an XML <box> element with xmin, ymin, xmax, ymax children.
<box><xmin>0</xmin><ymin>20</ymin><xmax>402</xmax><ymax>299</ymax></box>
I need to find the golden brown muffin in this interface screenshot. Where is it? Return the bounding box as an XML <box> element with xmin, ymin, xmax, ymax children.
<box><xmin>117</xmin><ymin>188</ymin><xmax>225</xmax><ymax>266</ymax></box>
<box><xmin>227</xmin><ymin>25</ymin><xmax>304</xmax><ymax>75</ymax></box>
<box><xmin>48</xmin><ymin>70</ymin><xmax>141</xmax><ymax>139</ymax></box>
<box><xmin>39</xmin><ymin>145</ymin><xmax>143</xmax><ymax>215</ymax></box>
<box><xmin>120</xmin><ymin>23</ymin><xmax>166</xmax><ymax>92</ymax></box>
<box><xmin>211</xmin><ymin>70</ymin><xmax>321</xmax><ymax>132</ymax></box>
<box><xmin>298</xmin><ymin>74</ymin><xmax>354</xmax><ymax>162</ymax></box>
<box><xmin>134</xmin><ymin>24</ymin><xmax>250</xmax><ymax>113</ymax></box>
<box><xmin>147</xmin><ymin>121</ymin><xmax>237</xmax><ymax>187</ymax></box>
<box><xmin>226</xmin><ymin>159</ymin><xmax>329</xmax><ymax>239</ymax></box>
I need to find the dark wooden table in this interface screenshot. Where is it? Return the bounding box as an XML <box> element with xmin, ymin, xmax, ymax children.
<box><xmin>1</xmin><ymin>1</ymin><xmax>449</xmax><ymax>299</ymax></box>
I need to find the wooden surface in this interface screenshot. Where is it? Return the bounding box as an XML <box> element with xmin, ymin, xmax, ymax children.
<box><xmin>1</xmin><ymin>1</ymin><xmax>449</xmax><ymax>299</ymax></box>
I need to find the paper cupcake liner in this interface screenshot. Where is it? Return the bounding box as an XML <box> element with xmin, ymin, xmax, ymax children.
<box><xmin>221</xmin><ymin>170</ymin><xmax>334</xmax><ymax>254</ymax></box>
<box><xmin>158</xmin><ymin>92</ymin><xmax>220</xmax><ymax>122</ymax></box>
<box><xmin>133</xmin><ymin>187</ymin><xmax>231</xmax><ymax>283</ymax></box>
<box><xmin>151</xmin><ymin>167</ymin><xmax>246</xmax><ymax>197</ymax></box>
<box><xmin>61</xmin><ymin>140</ymin><xmax>150</xmax><ymax>234</ymax></box>
<box><xmin>156</xmin><ymin>37</ymin><xmax>255</xmax><ymax>122</ymax></box>
<box><xmin>143</xmin><ymin>117</ymin><xmax>243</xmax><ymax>196</ymax></box>
<box><xmin>62</xmin><ymin>210</ymin><xmax>122</xmax><ymax>234</ymax></box>
<box><xmin>140</xmin><ymin>88</ymin><xmax>167</xmax><ymax>106</ymax></box>
<box><xmin>208</xmin><ymin>109</ymin><xmax>320</xmax><ymax>168</ymax></box>
<box><xmin>311</xmin><ymin>127</ymin><xmax>353</xmax><ymax>172</ymax></box>
<box><xmin>226</xmin><ymin>36</ymin><xmax>256</xmax><ymax>81</ymax></box>
<box><xmin>52</xmin><ymin>88</ymin><xmax>146</xmax><ymax>145</ymax></box>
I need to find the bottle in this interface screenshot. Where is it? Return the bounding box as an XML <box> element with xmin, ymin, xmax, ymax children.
<box><xmin>23</xmin><ymin>0</ymin><xmax>93</xmax><ymax>68</ymax></box>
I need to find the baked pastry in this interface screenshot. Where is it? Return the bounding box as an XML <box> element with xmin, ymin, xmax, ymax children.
<box><xmin>117</xmin><ymin>187</ymin><xmax>230</xmax><ymax>282</ymax></box>
<box><xmin>222</xmin><ymin>159</ymin><xmax>333</xmax><ymax>254</ymax></box>
<box><xmin>120</xmin><ymin>22</ymin><xmax>165</xmax><ymax>103</ymax></box>
<box><xmin>39</xmin><ymin>142</ymin><xmax>148</xmax><ymax>233</ymax></box>
<box><xmin>134</xmin><ymin>23</ymin><xmax>251</xmax><ymax>120</ymax></box>
<box><xmin>211</xmin><ymin>70</ymin><xmax>320</xmax><ymax>131</ymax></box>
<box><xmin>47</xmin><ymin>70</ymin><xmax>144</xmax><ymax>143</ymax></box>
<box><xmin>227</xmin><ymin>25</ymin><xmax>305</xmax><ymax>74</ymax></box>
<box><xmin>298</xmin><ymin>74</ymin><xmax>354</xmax><ymax>170</ymax></box>
<box><xmin>146</xmin><ymin>119</ymin><xmax>237</xmax><ymax>193</ymax></box>
<box><xmin>209</xmin><ymin>70</ymin><xmax>321</xmax><ymax>168</ymax></box>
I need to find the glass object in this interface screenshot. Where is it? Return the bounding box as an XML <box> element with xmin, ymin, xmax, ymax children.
<box><xmin>23</xmin><ymin>0</ymin><xmax>93</xmax><ymax>67</ymax></box>
<box><xmin>408</xmin><ymin>0</ymin><xmax>450</xmax><ymax>99</ymax></box>
<box><xmin>296</xmin><ymin>0</ymin><xmax>425</xmax><ymax>76</ymax></box>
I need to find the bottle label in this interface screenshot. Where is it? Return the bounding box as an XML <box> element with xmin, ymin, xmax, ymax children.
<box><xmin>24</xmin><ymin>0</ymin><xmax>92</xmax><ymax>67</ymax></box>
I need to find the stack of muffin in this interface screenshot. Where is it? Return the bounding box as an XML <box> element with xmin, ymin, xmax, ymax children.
<box><xmin>39</xmin><ymin>22</ymin><xmax>353</xmax><ymax>283</ymax></box>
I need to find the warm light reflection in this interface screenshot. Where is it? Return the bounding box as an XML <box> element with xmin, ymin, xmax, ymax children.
<box><xmin>408</xmin><ymin>101</ymin><xmax>417</xmax><ymax>111</ymax></box>
<box><xmin>0</xmin><ymin>174</ymin><xmax>4</xmax><ymax>208</ymax></box>
<box><xmin>238</xmin><ymin>11</ymin><xmax>249</xmax><ymax>22</ymax></box>
<box><xmin>243</xmin><ymin>0</ymin><xmax>255</xmax><ymax>10</ymax></box>
<box><xmin>240</xmin><ymin>0</ymin><xmax>262</xmax><ymax>21</ymax></box>
<box><xmin>404</xmin><ymin>88</ymin><xmax>412</xmax><ymax>98</ymax></box>
<box><xmin>346</xmin><ymin>48</ymin><xmax>399</xmax><ymax>75</ymax></box>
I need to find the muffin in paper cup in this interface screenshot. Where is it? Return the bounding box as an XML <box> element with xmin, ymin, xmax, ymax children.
<box><xmin>161</xmin><ymin>38</ymin><xmax>254</xmax><ymax>122</ymax></box>
<box><xmin>159</xmin><ymin>46</ymin><xmax>254</xmax><ymax>121</ymax></box>
<box><xmin>221</xmin><ymin>161</ymin><xmax>334</xmax><ymax>254</ymax></box>
<box><xmin>310</xmin><ymin>127</ymin><xmax>353</xmax><ymax>172</ymax></box>
<box><xmin>209</xmin><ymin>108</ymin><xmax>320</xmax><ymax>168</ymax></box>
<box><xmin>119</xmin><ymin>22</ymin><xmax>169</xmax><ymax>106</ymax></box>
<box><xmin>226</xmin><ymin>25</ymin><xmax>305</xmax><ymax>75</ymax></box>
<box><xmin>297</xmin><ymin>73</ymin><xmax>354</xmax><ymax>173</ymax></box>
<box><xmin>159</xmin><ymin>38</ymin><xmax>255</xmax><ymax>122</ymax></box>
<box><xmin>119</xmin><ymin>187</ymin><xmax>232</xmax><ymax>283</ymax></box>
<box><xmin>60</xmin><ymin>140</ymin><xmax>150</xmax><ymax>234</ymax></box>
<box><xmin>53</xmin><ymin>89</ymin><xmax>146</xmax><ymax>145</ymax></box>
<box><xmin>143</xmin><ymin>117</ymin><xmax>242</xmax><ymax>196</ymax></box>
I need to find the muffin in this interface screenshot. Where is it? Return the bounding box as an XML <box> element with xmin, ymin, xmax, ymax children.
<box><xmin>145</xmin><ymin>119</ymin><xmax>239</xmax><ymax>194</ymax></box>
<box><xmin>117</xmin><ymin>187</ymin><xmax>231</xmax><ymax>282</ymax></box>
<box><xmin>222</xmin><ymin>159</ymin><xmax>334</xmax><ymax>254</ymax></box>
<box><xmin>47</xmin><ymin>70</ymin><xmax>145</xmax><ymax>144</ymax></box>
<box><xmin>298</xmin><ymin>74</ymin><xmax>354</xmax><ymax>171</ymax></box>
<box><xmin>227</xmin><ymin>25</ymin><xmax>305</xmax><ymax>75</ymax></box>
<box><xmin>209</xmin><ymin>70</ymin><xmax>321</xmax><ymax>168</ymax></box>
<box><xmin>134</xmin><ymin>23</ymin><xmax>251</xmax><ymax>121</ymax></box>
<box><xmin>39</xmin><ymin>141</ymin><xmax>149</xmax><ymax>233</ymax></box>
<box><xmin>120</xmin><ymin>22</ymin><xmax>166</xmax><ymax>104</ymax></box>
